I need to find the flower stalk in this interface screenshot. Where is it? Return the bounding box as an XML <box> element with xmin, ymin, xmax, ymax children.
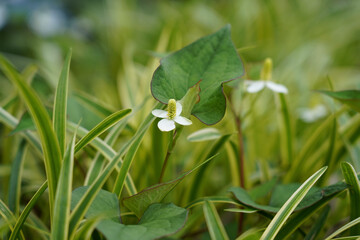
<box><xmin>155</xmin><ymin>81</ymin><xmax>201</xmax><ymax>183</ymax></box>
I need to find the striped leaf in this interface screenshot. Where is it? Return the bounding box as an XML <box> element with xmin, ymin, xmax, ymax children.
<box><xmin>203</xmin><ymin>201</ymin><xmax>230</xmax><ymax>240</ymax></box>
<box><xmin>112</xmin><ymin>103</ymin><xmax>162</xmax><ymax>197</ymax></box>
<box><xmin>74</xmin><ymin>109</ymin><xmax>131</xmax><ymax>153</ymax></box>
<box><xmin>0</xmin><ymin>199</ymin><xmax>17</xmax><ymax>234</ymax></box>
<box><xmin>53</xmin><ymin>49</ymin><xmax>72</xmax><ymax>155</ymax></box>
<box><xmin>68</xmin><ymin>152</ymin><xmax>124</xmax><ymax>238</ymax></box>
<box><xmin>187</xmin><ymin>128</ymin><xmax>221</xmax><ymax>142</ymax></box>
<box><xmin>325</xmin><ymin>217</ymin><xmax>360</xmax><ymax>240</ymax></box>
<box><xmin>68</xmin><ymin>121</ymin><xmax>137</xmax><ymax>195</ymax></box>
<box><xmin>85</xmin><ymin>118</ymin><xmax>129</xmax><ymax>185</ymax></box>
<box><xmin>304</xmin><ymin>206</ymin><xmax>330</xmax><ymax>240</ymax></box>
<box><xmin>9</xmin><ymin>182</ymin><xmax>48</xmax><ymax>240</ymax></box>
<box><xmin>51</xmin><ymin>134</ymin><xmax>76</xmax><ymax>240</ymax></box>
<box><xmin>260</xmin><ymin>166</ymin><xmax>327</xmax><ymax>240</ymax></box>
<box><xmin>341</xmin><ymin>162</ymin><xmax>360</xmax><ymax>235</ymax></box>
<box><xmin>186</xmin><ymin>196</ymin><xmax>241</xmax><ymax>209</ymax></box>
<box><xmin>8</xmin><ymin>140</ymin><xmax>26</xmax><ymax>216</ymax></box>
<box><xmin>188</xmin><ymin>134</ymin><xmax>232</xmax><ymax>201</ymax></box>
<box><xmin>0</xmin><ymin>55</ymin><xmax>61</xmax><ymax>216</ymax></box>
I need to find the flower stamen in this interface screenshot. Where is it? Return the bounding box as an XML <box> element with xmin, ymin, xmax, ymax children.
<box><xmin>167</xmin><ymin>99</ymin><xmax>177</xmax><ymax>119</ymax></box>
<box><xmin>152</xmin><ymin>99</ymin><xmax>192</xmax><ymax>132</ymax></box>
<box><xmin>260</xmin><ymin>58</ymin><xmax>272</xmax><ymax>81</ymax></box>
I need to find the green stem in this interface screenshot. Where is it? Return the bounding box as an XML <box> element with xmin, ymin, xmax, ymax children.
<box><xmin>159</xmin><ymin>128</ymin><xmax>182</xmax><ymax>183</ymax></box>
<box><xmin>228</xmin><ymin>93</ymin><xmax>245</xmax><ymax>235</ymax></box>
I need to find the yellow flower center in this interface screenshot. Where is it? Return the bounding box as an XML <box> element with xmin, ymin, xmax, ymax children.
<box><xmin>167</xmin><ymin>99</ymin><xmax>177</xmax><ymax>120</ymax></box>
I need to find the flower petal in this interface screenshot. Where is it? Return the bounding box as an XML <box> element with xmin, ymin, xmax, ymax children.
<box><xmin>245</xmin><ymin>81</ymin><xmax>265</xmax><ymax>93</ymax></box>
<box><xmin>152</xmin><ymin>109</ymin><xmax>168</xmax><ymax>118</ymax></box>
<box><xmin>158</xmin><ymin>119</ymin><xmax>175</xmax><ymax>132</ymax></box>
<box><xmin>174</xmin><ymin>116</ymin><xmax>192</xmax><ymax>126</ymax></box>
<box><xmin>266</xmin><ymin>81</ymin><xmax>288</xmax><ymax>94</ymax></box>
<box><xmin>176</xmin><ymin>101</ymin><xmax>182</xmax><ymax>116</ymax></box>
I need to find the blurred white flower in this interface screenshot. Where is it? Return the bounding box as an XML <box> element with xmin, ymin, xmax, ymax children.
<box><xmin>244</xmin><ymin>57</ymin><xmax>288</xmax><ymax>94</ymax></box>
<box><xmin>298</xmin><ymin>104</ymin><xmax>327</xmax><ymax>123</ymax></box>
<box><xmin>152</xmin><ymin>99</ymin><xmax>192</xmax><ymax>132</ymax></box>
<box><xmin>28</xmin><ymin>7</ymin><xmax>66</xmax><ymax>37</ymax></box>
<box><xmin>244</xmin><ymin>80</ymin><xmax>288</xmax><ymax>94</ymax></box>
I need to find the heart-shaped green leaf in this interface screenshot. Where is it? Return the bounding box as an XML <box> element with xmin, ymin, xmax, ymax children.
<box><xmin>97</xmin><ymin>203</ymin><xmax>188</xmax><ymax>240</ymax></box>
<box><xmin>229</xmin><ymin>180</ymin><xmax>348</xmax><ymax>213</ymax></box>
<box><xmin>71</xmin><ymin>187</ymin><xmax>188</xmax><ymax>240</ymax></box>
<box><xmin>318</xmin><ymin>90</ymin><xmax>360</xmax><ymax>113</ymax></box>
<box><xmin>123</xmin><ymin>156</ymin><xmax>214</xmax><ymax>218</ymax></box>
<box><xmin>151</xmin><ymin>24</ymin><xmax>244</xmax><ymax>125</ymax></box>
<box><xmin>71</xmin><ymin>187</ymin><xmax>120</xmax><ymax>220</ymax></box>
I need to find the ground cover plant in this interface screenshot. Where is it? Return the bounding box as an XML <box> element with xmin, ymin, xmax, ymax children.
<box><xmin>1</xmin><ymin>0</ymin><xmax>360</xmax><ymax>239</ymax></box>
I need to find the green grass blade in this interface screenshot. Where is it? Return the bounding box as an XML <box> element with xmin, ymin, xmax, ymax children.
<box><xmin>0</xmin><ymin>199</ymin><xmax>16</xmax><ymax>232</ymax></box>
<box><xmin>304</xmin><ymin>206</ymin><xmax>330</xmax><ymax>240</ymax></box>
<box><xmin>186</xmin><ymin>196</ymin><xmax>241</xmax><ymax>209</ymax></box>
<box><xmin>236</xmin><ymin>228</ymin><xmax>265</xmax><ymax>240</ymax></box>
<box><xmin>187</xmin><ymin>128</ymin><xmax>222</xmax><ymax>142</ymax></box>
<box><xmin>325</xmin><ymin>217</ymin><xmax>360</xmax><ymax>240</ymax></box>
<box><xmin>203</xmin><ymin>201</ymin><xmax>230</xmax><ymax>240</ymax></box>
<box><xmin>2</xmin><ymin>64</ymin><xmax>38</xmax><ymax>111</ymax></box>
<box><xmin>318</xmin><ymin>90</ymin><xmax>360</xmax><ymax>113</ymax></box>
<box><xmin>68</xmin><ymin>153</ymin><xmax>124</xmax><ymax>238</ymax></box>
<box><xmin>28</xmin><ymin>212</ymin><xmax>50</xmax><ymax>240</ymax></box>
<box><xmin>112</xmin><ymin>103</ymin><xmax>161</xmax><ymax>197</ymax></box>
<box><xmin>331</xmin><ymin>237</ymin><xmax>360</xmax><ymax>240</ymax></box>
<box><xmin>285</xmin><ymin>107</ymin><xmax>346</xmax><ymax>182</ymax></box>
<box><xmin>74</xmin><ymin>217</ymin><xmax>101</xmax><ymax>240</ymax></box>
<box><xmin>275</xmin><ymin>187</ymin><xmax>347</xmax><ymax>239</ymax></box>
<box><xmin>68</xmin><ymin>121</ymin><xmax>137</xmax><ymax>195</ymax></box>
<box><xmin>51</xmin><ymin>134</ymin><xmax>76</xmax><ymax>240</ymax></box>
<box><xmin>9</xmin><ymin>181</ymin><xmax>48</xmax><ymax>240</ymax></box>
<box><xmin>321</xmin><ymin>116</ymin><xmax>338</xmax><ymax>184</ymax></box>
<box><xmin>341</xmin><ymin>162</ymin><xmax>360</xmax><ymax>235</ymax></box>
<box><xmin>260</xmin><ymin>166</ymin><xmax>327</xmax><ymax>240</ymax></box>
<box><xmin>53</xmin><ymin>49</ymin><xmax>72</xmax><ymax>155</ymax></box>
<box><xmin>0</xmin><ymin>104</ymin><xmax>133</xmax><ymax>195</ymax></box>
<box><xmin>74</xmin><ymin>109</ymin><xmax>131</xmax><ymax>153</ymax></box>
<box><xmin>188</xmin><ymin>134</ymin><xmax>232</xmax><ymax>201</ymax></box>
<box><xmin>123</xmin><ymin>156</ymin><xmax>216</xmax><ymax>218</ymax></box>
<box><xmin>112</xmin><ymin>131</ymin><xmax>147</xmax><ymax>198</ymax></box>
<box><xmin>0</xmin><ymin>55</ymin><xmax>61</xmax><ymax>214</ymax></box>
<box><xmin>73</xmin><ymin>91</ymin><xmax>114</xmax><ymax>117</ymax></box>
<box><xmin>0</xmin><ymin>107</ymin><xmax>42</xmax><ymax>152</ymax></box>
<box><xmin>68</xmin><ymin>121</ymin><xmax>115</xmax><ymax>159</ymax></box>
<box><xmin>85</xmin><ymin>119</ymin><xmax>129</xmax><ymax>185</ymax></box>
<box><xmin>224</xmin><ymin>208</ymin><xmax>258</xmax><ymax>213</ymax></box>
<box><xmin>278</xmin><ymin>93</ymin><xmax>293</xmax><ymax>167</ymax></box>
<box><xmin>8</xmin><ymin>140</ymin><xmax>26</xmax><ymax>216</ymax></box>
<box><xmin>21</xmin><ymin>64</ymin><xmax>38</xmax><ymax>83</ymax></box>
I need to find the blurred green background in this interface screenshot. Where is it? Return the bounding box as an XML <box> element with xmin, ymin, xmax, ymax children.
<box><xmin>1</xmin><ymin>0</ymin><xmax>360</xmax><ymax>187</ymax></box>
<box><xmin>1</xmin><ymin>0</ymin><xmax>360</xmax><ymax>176</ymax></box>
<box><xmin>1</xmin><ymin>0</ymin><xmax>359</xmax><ymax>105</ymax></box>
<box><xmin>1</xmin><ymin>1</ymin><xmax>360</xmax><ymax>238</ymax></box>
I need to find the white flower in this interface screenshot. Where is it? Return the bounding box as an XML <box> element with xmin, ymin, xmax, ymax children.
<box><xmin>152</xmin><ymin>99</ymin><xmax>192</xmax><ymax>132</ymax></box>
<box><xmin>298</xmin><ymin>104</ymin><xmax>327</xmax><ymax>123</ymax></box>
<box><xmin>244</xmin><ymin>58</ymin><xmax>288</xmax><ymax>94</ymax></box>
<box><xmin>29</xmin><ymin>8</ymin><xmax>66</xmax><ymax>37</ymax></box>
<box><xmin>244</xmin><ymin>80</ymin><xmax>288</xmax><ymax>94</ymax></box>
